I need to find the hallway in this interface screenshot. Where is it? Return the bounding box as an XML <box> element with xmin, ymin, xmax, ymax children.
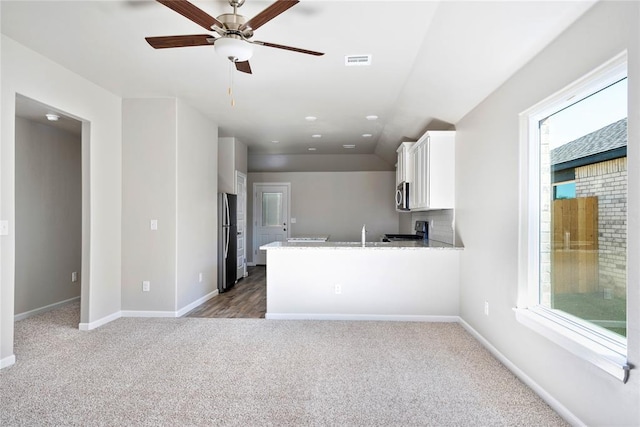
<box><xmin>185</xmin><ymin>266</ymin><xmax>266</xmax><ymax>318</ymax></box>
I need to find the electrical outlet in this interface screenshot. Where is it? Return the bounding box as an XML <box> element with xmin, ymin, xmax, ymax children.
<box><xmin>199</xmin><ymin>272</ymin><xmax>203</xmax><ymax>283</ymax></box>
<box><xmin>484</xmin><ymin>301</ymin><xmax>489</xmax><ymax>316</ymax></box>
<box><xmin>71</xmin><ymin>272</ymin><xmax>78</xmax><ymax>282</ymax></box>
<box><xmin>142</xmin><ymin>281</ymin><xmax>150</xmax><ymax>292</ymax></box>
<box><xmin>334</xmin><ymin>284</ymin><xmax>342</xmax><ymax>295</ymax></box>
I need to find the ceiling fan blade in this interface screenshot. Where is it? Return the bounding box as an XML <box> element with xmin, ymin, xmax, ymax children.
<box><xmin>235</xmin><ymin>61</ymin><xmax>252</xmax><ymax>74</ymax></box>
<box><xmin>240</xmin><ymin>0</ymin><xmax>299</xmax><ymax>32</ymax></box>
<box><xmin>145</xmin><ymin>34</ymin><xmax>214</xmax><ymax>49</ymax></box>
<box><xmin>156</xmin><ymin>0</ymin><xmax>223</xmax><ymax>31</ymax></box>
<box><xmin>254</xmin><ymin>41</ymin><xmax>324</xmax><ymax>56</ymax></box>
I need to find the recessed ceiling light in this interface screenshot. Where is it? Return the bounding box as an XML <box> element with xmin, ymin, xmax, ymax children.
<box><xmin>45</xmin><ymin>113</ymin><xmax>59</xmax><ymax>121</ymax></box>
<box><xmin>308</xmin><ymin>147</ymin><xmax>317</xmax><ymax>151</ymax></box>
<box><xmin>365</xmin><ymin>115</ymin><xmax>378</xmax><ymax>121</ymax></box>
<box><xmin>311</xmin><ymin>134</ymin><xmax>322</xmax><ymax>138</ymax></box>
<box><xmin>271</xmin><ymin>140</ymin><xmax>280</xmax><ymax>144</ymax></box>
<box><xmin>305</xmin><ymin>116</ymin><xmax>317</xmax><ymax>121</ymax></box>
<box><xmin>343</xmin><ymin>144</ymin><xmax>356</xmax><ymax>149</ymax></box>
<box><xmin>362</xmin><ymin>133</ymin><xmax>372</xmax><ymax>138</ymax></box>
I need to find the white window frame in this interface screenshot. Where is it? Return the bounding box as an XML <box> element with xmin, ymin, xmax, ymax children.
<box><xmin>515</xmin><ymin>51</ymin><xmax>631</xmax><ymax>383</ymax></box>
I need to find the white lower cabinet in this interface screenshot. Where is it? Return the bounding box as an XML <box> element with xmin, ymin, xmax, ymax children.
<box><xmin>408</xmin><ymin>131</ymin><xmax>455</xmax><ymax>210</ymax></box>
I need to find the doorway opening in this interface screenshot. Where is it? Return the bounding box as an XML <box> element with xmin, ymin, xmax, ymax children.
<box><xmin>13</xmin><ymin>95</ymin><xmax>87</xmax><ymax>338</ymax></box>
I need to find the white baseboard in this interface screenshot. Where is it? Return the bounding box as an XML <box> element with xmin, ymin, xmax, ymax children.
<box><xmin>14</xmin><ymin>296</ymin><xmax>80</xmax><ymax>322</ymax></box>
<box><xmin>176</xmin><ymin>290</ymin><xmax>218</xmax><ymax>317</ymax></box>
<box><xmin>266</xmin><ymin>313</ymin><xmax>459</xmax><ymax>322</ymax></box>
<box><xmin>120</xmin><ymin>310</ymin><xmax>177</xmax><ymax>318</ymax></box>
<box><xmin>80</xmin><ymin>291</ymin><xmax>220</xmax><ymax>325</ymax></box>
<box><xmin>1</xmin><ymin>354</ymin><xmax>16</xmax><ymax>369</ymax></box>
<box><xmin>121</xmin><ymin>290</ymin><xmax>219</xmax><ymax>319</ymax></box>
<box><xmin>79</xmin><ymin>310</ymin><xmax>122</xmax><ymax>331</ymax></box>
<box><xmin>458</xmin><ymin>318</ymin><xmax>585</xmax><ymax>427</ymax></box>
<box><xmin>247</xmin><ymin>262</ymin><xmax>257</xmax><ymax>267</ymax></box>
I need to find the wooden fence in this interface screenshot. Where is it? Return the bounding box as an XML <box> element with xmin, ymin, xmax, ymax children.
<box><xmin>552</xmin><ymin>196</ymin><xmax>598</xmax><ymax>294</ymax></box>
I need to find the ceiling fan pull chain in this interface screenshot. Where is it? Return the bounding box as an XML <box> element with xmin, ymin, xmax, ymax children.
<box><xmin>228</xmin><ymin>61</ymin><xmax>233</xmax><ymax>96</ymax></box>
<box><xmin>228</xmin><ymin>60</ymin><xmax>236</xmax><ymax>107</ymax></box>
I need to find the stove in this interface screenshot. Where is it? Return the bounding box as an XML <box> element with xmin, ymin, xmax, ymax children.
<box><xmin>383</xmin><ymin>220</ymin><xmax>428</xmax><ymax>242</ymax></box>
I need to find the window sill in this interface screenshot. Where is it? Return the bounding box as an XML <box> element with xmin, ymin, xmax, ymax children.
<box><xmin>514</xmin><ymin>307</ymin><xmax>631</xmax><ymax>383</ymax></box>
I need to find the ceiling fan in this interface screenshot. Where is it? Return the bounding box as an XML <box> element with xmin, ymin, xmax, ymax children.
<box><xmin>145</xmin><ymin>0</ymin><xmax>324</xmax><ymax>74</ymax></box>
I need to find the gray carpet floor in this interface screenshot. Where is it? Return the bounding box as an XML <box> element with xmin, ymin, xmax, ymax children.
<box><xmin>1</xmin><ymin>302</ymin><xmax>568</xmax><ymax>426</ymax></box>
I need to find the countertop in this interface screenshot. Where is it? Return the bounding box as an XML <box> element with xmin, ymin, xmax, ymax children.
<box><xmin>260</xmin><ymin>240</ymin><xmax>462</xmax><ymax>250</ymax></box>
<box><xmin>286</xmin><ymin>235</ymin><xmax>330</xmax><ymax>242</ymax></box>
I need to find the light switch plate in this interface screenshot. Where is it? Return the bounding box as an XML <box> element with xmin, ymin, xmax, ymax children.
<box><xmin>150</xmin><ymin>219</ymin><xmax>158</xmax><ymax>230</ymax></box>
<box><xmin>0</xmin><ymin>220</ymin><xmax>8</xmax><ymax>236</ymax></box>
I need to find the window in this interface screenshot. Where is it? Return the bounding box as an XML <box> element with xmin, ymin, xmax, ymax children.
<box><xmin>517</xmin><ymin>52</ymin><xmax>630</xmax><ymax>382</ymax></box>
<box><xmin>552</xmin><ymin>181</ymin><xmax>576</xmax><ymax>200</ymax></box>
<box><xmin>262</xmin><ymin>192</ymin><xmax>283</xmax><ymax>227</ymax></box>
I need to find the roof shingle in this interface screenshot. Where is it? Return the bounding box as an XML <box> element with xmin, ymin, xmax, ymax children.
<box><xmin>551</xmin><ymin>118</ymin><xmax>627</xmax><ymax>165</ymax></box>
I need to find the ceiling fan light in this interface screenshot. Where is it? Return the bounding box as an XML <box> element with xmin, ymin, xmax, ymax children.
<box><xmin>215</xmin><ymin>37</ymin><xmax>253</xmax><ymax>62</ymax></box>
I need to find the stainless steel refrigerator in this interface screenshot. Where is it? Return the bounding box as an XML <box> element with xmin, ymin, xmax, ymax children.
<box><xmin>218</xmin><ymin>193</ymin><xmax>238</xmax><ymax>293</ymax></box>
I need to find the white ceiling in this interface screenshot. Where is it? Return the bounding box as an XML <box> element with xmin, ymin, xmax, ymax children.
<box><xmin>2</xmin><ymin>0</ymin><xmax>595</xmax><ymax>169</ymax></box>
<box><xmin>14</xmin><ymin>94</ymin><xmax>83</xmax><ymax>135</ymax></box>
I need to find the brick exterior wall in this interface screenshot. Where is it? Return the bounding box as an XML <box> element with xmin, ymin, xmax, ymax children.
<box><xmin>575</xmin><ymin>157</ymin><xmax>627</xmax><ymax>297</ymax></box>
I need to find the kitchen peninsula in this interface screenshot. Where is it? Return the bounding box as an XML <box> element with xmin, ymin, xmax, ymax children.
<box><xmin>260</xmin><ymin>240</ymin><xmax>462</xmax><ymax>321</ymax></box>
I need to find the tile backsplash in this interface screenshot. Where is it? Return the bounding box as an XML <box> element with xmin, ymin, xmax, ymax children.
<box><xmin>410</xmin><ymin>209</ymin><xmax>455</xmax><ymax>245</ymax></box>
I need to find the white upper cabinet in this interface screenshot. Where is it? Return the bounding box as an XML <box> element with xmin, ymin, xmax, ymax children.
<box><xmin>396</xmin><ymin>142</ymin><xmax>414</xmax><ymax>186</ymax></box>
<box><xmin>408</xmin><ymin>131</ymin><xmax>455</xmax><ymax>210</ymax></box>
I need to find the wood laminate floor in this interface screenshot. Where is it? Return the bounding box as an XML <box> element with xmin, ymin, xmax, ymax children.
<box><xmin>185</xmin><ymin>266</ymin><xmax>266</xmax><ymax>318</ymax></box>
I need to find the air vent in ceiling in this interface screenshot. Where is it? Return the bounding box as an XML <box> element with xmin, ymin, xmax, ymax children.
<box><xmin>345</xmin><ymin>54</ymin><xmax>372</xmax><ymax>66</ymax></box>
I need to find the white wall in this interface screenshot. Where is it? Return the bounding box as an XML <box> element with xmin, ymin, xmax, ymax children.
<box><xmin>235</xmin><ymin>139</ymin><xmax>248</xmax><ymax>177</ymax></box>
<box><xmin>176</xmin><ymin>99</ymin><xmax>218</xmax><ymax>310</ymax></box>
<box><xmin>455</xmin><ymin>2</ymin><xmax>639</xmax><ymax>425</ymax></box>
<box><xmin>121</xmin><ymin>98</ymin><xmax>218</xmax><ymax>314</ymax></box>
<box><xmin>247</xmin><ymin>171</ymin><xmax>399</xmax><ymax>262</ymax></box>
<box><xmin>15</xmin><ymin>118</ymin><xmax>81</xmax><ymax>315</ymax></box>
<box><xmin>218</xmin><ymin>136</ymin><xmax>247</xmax><ymax>194</ymax></box>
<box><xmin>1</xmin><ymin>35</ymin><xmax>122</xmax><ymax>364</ymax></box>
<box><xmin>249</xmin><ymin>153</ymin><xmax>393</xmax><ymax>173</ymax></box>
<box><xmin>121</xmin><ymin>99</ymin><xmax>177</xmax><ymax>312</ymax></box>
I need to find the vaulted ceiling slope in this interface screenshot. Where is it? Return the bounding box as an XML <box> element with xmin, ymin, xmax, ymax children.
<box><xmin>2</xmin><ymin>0</ymin><xmax>596</xmax><ymax>171</ymax></box>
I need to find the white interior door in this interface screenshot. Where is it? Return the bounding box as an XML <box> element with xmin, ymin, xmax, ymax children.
<box><xmin>253</xmin><ymin>183</ymin><xmax>290</xmax><ymax>265</ymax></box>
<box><xmin>235</xmin><ymin>171</ymin><xmax>247</xmax><ymax>279</ymax></box>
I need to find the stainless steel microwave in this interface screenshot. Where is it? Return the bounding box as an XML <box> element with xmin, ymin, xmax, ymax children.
<box><xmin>395</xmin><ymin>182</ymin><xmax>410</xmax><ymax>211</ymax></box>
